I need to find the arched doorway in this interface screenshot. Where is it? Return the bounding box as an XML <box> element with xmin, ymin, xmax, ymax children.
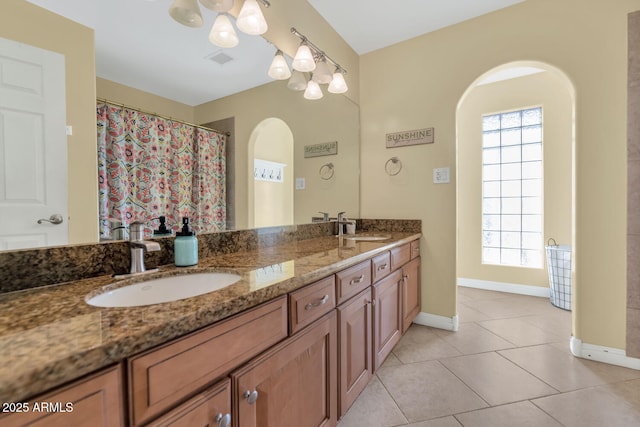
<box><xmin>456</xmin><ymin>61</ymin><xmax>576</xmax><ymax>338</ymax></box>
<box><xmin>247</xmin><ymin>118</ymin><xmax>294</xmax><ymax>228</ymax></box>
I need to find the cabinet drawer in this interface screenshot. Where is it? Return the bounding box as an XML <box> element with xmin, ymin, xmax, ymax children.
<box><xmin>372</xmin><ymin>251</ymin><xmax>391</xmax><ymax>283</ymax></box>
<box><xmin>390</xmin><ymin>243</ymin><xmax>411</xmax><ymax>270</ymax></box>
<box><xmin>289</xmin><ymin>275</ymin><xmax>336</xmax><ymax>335</ymax></box>
<box><xmin>147</xmin><ymin>378</ymin><xmax>230</xmax><ymax>427</ymax></box>
<box><xmin>410</xmin><ymin>239</ymin><xmax>420</xmax><ymax>259</ymax></box>
<box><xmin>128</xmin><ymin>296</ymin><xmax>287</xmax><ymax>426</ymax></box>
<box><xmin>336</xmin><ymin>260</ymin><xmax>372</xmax><ymax>304</ymax></box>
<box><xmin>0</xmin><ymin>364</ymin><xmax>124</xmax><ymax>427</ymax></box>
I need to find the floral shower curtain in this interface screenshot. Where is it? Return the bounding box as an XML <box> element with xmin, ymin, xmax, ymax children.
<box><xmin>97</xmin><ymin>102</ymin><xmax>226</xmax><ymax>238</ymax></box>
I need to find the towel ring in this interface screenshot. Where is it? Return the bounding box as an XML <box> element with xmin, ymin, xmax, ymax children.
<box><xmin>385</xmin><ymin>157</ymin><xmax>402</xmax><ymax>176</ymax></box>
<box><xmin>319</xmin><ymin>162</ymin><xmax>335</xmax><ymax>180</ymax></box>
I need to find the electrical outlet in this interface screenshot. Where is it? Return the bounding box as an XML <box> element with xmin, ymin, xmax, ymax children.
<box><xmin>295</xmin><ymin>178</ymin><xmax>306</xmax><ymax>190</ymax></box>
<box><xmin>433</xmin><ymin>167</ymin><xmax>450</xmax><ymax>184</ymax></box>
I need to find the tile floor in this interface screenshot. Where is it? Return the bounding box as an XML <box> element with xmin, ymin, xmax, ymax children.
<box><xmin>337</xmin><ymin>286</ymin><xmax>640</xmax><ymax>427</ymax></box>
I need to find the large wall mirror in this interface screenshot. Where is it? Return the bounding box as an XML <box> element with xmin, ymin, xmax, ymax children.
<box><xmin>0</xmin><ymin>0</ymin><xmax>360</xmax><ymax>251</ymax></box>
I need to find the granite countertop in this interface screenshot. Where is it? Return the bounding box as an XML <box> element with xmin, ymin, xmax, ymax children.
<box><xmin>0</xmin><ymin>232</ymin><xmax>420</xmax><ymax>403</ymax></box>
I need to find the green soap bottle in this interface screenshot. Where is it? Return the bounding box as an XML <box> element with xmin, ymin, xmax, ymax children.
<box><xmin>174</xmin><ymin>217</ymin><xmax>198</xmax><ymax>267</ymax></box>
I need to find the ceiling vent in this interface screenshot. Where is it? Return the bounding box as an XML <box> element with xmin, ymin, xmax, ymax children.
<box><xmin>206</xmin><ymin>51</ymin><xmax>234</xmax><ymax>65</ymax></box>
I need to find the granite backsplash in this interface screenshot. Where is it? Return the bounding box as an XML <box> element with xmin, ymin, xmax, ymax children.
<box><xmin>0</xmin><ymin>219</ymin><xmax>421</xmax><ymax>294</ymax></box>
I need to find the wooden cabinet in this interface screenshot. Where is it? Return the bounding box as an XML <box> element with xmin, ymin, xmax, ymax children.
<box><xmin>0</xmin><ymin>364</ymin><xmax>124</xmax><ymax>427</ymax></box>
<box><xmin>371</xmin><ymin>251</ymin><xmax>391</xmax><ymax>283</ymax></box>
<box><xmin>337</xmin><ymin>288</ymin><xmax>373</xmax><ymax>417</ymax></box>
<box><xmin>147</xmin><ymin>379</ymin><xmax>231</xmax><ymax>427</ymax></box>
<box><xmin>335</xmin><ymin>260</ymin><xmax>372</xmax><ymax>304</ymax></box>
<box><xmin>289</xmin><ymin>276</ymin><xmax>336</xmax><ymax>334</ymax></box>
<box><xmin>390</xmin><ymin>243</ymin><xmax>411</xmax><ymax>271</ymax></box>
<box><xmin>372</xmin><ymin>270</ymin><xmax>402</xmax><ymax>370</ymax></box>
<box><xmin>401</xmin><ymin>257</ymin><xmax>421</xmax><ymax>334</ymax></box>
<box><xmin>232</xmin><ymin>312</ymin><xmax>337</xmax><ymax>427</ymax></box>
<box><xmin>128</xmin><ymin>296</ymin><xmax>287</xmax><ymax>426</ymax></box>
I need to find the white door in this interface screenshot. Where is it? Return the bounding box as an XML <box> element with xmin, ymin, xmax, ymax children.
<box><xmin>0</xmin><ymin>37</ymin><xmax>68</xmax><ymax>250</ymax></box>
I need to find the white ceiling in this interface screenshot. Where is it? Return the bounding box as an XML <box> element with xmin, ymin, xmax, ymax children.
<box><xmin>26</xmin><ymin>0</ymin><xmax>526</xmax><ymax>106</ymax></box>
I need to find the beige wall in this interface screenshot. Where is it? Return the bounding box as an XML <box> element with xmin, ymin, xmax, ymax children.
<box><xmin>195</xmin><ymin>82</ymin><xmax>360</xmax><ymax>229</ymax></box>
<box><xmin>1</xmin><ymin>0</ymin><xmax>97</xmax><ymax>244</ymax></box>
<box><xmin>360</xmin><ymin>0</ymin><xmax>639</xmax><ymax>350</ymax></box>
<box><xmin>457</xmin><ymin>70</ymin><xmax>573</xmax><ymax>288</ymax></box>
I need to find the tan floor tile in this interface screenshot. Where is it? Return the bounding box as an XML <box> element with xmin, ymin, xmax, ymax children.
<box><xmin>532</xmin><ymin>384</ymin><xmax>640</xmax><ymax>427</ymax></box>
<box><xmin>462</xmin><ymin>297</ymin><xmax>546</xmax><ymax>319</ymax></box>
<box><xmin>338</xmin><ymin>376</ymin><xmax>407</xmax><ymax>427</ymax></box>
<box><xmin>406</xmin><ymin>416</ymin><xmax>462</xmax><ymax>427</ymax></box>
<box><xmin>457</xmin><ymin>287</ymin><xmax>511</xmax><ymax>301</ymax></box>
<box><xmin>433</xmin><ymin>322</ymin><xmax>514</xmax><ymax>354</ymax></box>
<box><xmin>499</xmin><ymin>344</ymin><xmax>640</xmax><ymax>392</ymax></box>
<box><xmin>602</xmin><ymin>379</ymin><xmax>640</xmax><ymax>409</ymax></box>
<box><xmin>392</xmin><ymin>325</ymin><xmax>461</xmax><ymax>363</ymax></box>
<box><xmin>380</xmin><ymin>351</ymin><xmax>402</xmax><ymax>368</ymax></box>
<box><xmin>478</xmin><ymin>317</ymin><xmax>566</xmax><ymax>346</ymax></box>
<box><xmin>453</xmin><ymin>401</ymin><xmax>562</xmax><ymax>427</ymax></box>
<box><xmin>520</xmin><ymin>310</ymin><xmax>572</xmax><ymax>338</ymax></box>
<box><xmin>376</xmin><ymin>360</ymin><xmax>488</xmax><ymax>422</ymax></box>
<box><xmin>440</xmin><ymin>352</ymin><xmax>557</xmax><ymax>405</ymax></box>
<box><xmin>457</xmin><ymin>302</ymin><xmax>491</xmax><ymax>323</ymax></box>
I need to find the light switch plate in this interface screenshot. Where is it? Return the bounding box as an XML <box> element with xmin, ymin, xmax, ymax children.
<box><xmin>433</xmin><ymin>167</ymin><xmax>450</xmax><ymax>184</ymax></box>
<box><xmin>295</xmin><ymin>177</ymin><xmax>306</xmax><ymax>190</ymax></box>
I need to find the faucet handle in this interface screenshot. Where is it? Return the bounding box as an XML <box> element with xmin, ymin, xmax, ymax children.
<box><xmin>318</xmin><ymin>211</ymin><xmax>329</xmax><ymax>221</ymax></box>
<box><xmin>129</xmin><ymin>221</ymin><xmax>148</xmax><ymax>241</ymax></box>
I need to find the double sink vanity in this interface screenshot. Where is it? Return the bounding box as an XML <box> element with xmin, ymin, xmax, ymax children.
<box><xmin>0</xmin><ymin>220</ymin><xmax>421</xmax><ymax>427</ymax></box>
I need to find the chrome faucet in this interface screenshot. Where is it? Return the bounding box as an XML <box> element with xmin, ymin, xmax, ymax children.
<box><xmin>336</xmin><ymin>211</ymin><xmax>348</xmax><ymax>236</ymax></box>
<box><xmin>127</xmin><ymin>221</ymin><xmax>161</xmax><ymax>275</ymax></box>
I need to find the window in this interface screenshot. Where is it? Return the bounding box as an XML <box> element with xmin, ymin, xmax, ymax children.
<box><xmin>482</xmin><ymin>107</ymin><xmax>543</xmax><ymax>268</ymax></box>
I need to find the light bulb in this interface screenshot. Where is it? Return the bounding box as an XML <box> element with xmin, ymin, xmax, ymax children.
<box><xmin>236</xmin><ymin>0</ymin><xmax>268</xmax><ymax>35</ymax></box>
<box><xmin>312</xmin><ymin>58</ymin><xmax>332</xmax><ymax>84</ymax></box>
<box><xmin>268</xmin><ymin>50</ymin><xmax>291</xmax><ymax>80</ymax></box>
<box><xmin>169</xmin><ymin>0</ymin><xmax>203</xmax><ymax>28</ymax></box>
<box><xmin>328</xmin><ymin>70</ymin><xmax>348</xmax><ymax>94</ymax></box>
<box><xmin>209</xmin><ymin>14</ymin><xmax>239</xmax><ymax>48</ymax></box>
<box><xmin>287</xmin><ymin>70</ymin><xmax>307</xmax><ymax>91</ymax></box>
<box><xmin>304</xmin><ymin>80</ymin><xmax>323</xmax><ymax>100</ymax></box>
<box><xmin>199</xmin><ymin>0</ymin><xmax>233</xmax><ymax>12</ymax></box>
<box><xmin>292</xmin><ymin>44</ymin><xmax>316</xmax><ymax>72</ymax></box>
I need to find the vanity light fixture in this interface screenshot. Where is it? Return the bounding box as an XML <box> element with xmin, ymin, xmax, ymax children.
<box><xmin>287</xmin><ymin>70</ymin><xmax>307</xmax><ymax>91</ymax></box>
<box><xmin>268</xmin><ymin>50</ymin><xmax>291</xmax><ymax>80</ymax></box>
<box><xmin>209</xmin><ymin>13</ymin><xmax>239</xmax><ymax>48</ymax></box>
<box><xmin>328</xmin><ymin>67</ymin><xmax>348</xmax><ymax>94</ymax></box>
<box><xmin>289</xmin><ymin>27</ymin><xmax>348</xmax><ymax>97</ymax></box>
<box><xmin>236</xmin><ymin>0</ymin><xmax>270</xmax><ymax>35</ymax></box>
<box><xmin>304</xmin><ymin>80</ymin><xmax>323</xmax><ymax>100</ymax></box>
<box><xmin>169</xmin><ymin>0</ymin><xmax>204</xmax><ymax>28</ymax></box>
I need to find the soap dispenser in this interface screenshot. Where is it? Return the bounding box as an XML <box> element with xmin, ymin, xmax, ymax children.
<box><xmin>174</xmin><ymin>217</ymin><xmax>198</xmax><ymax>267</ymax></box>
<box><xmin>153</xmin><ymin>216</ymin><xmax>172</xmax><ymax>236</ymax></box>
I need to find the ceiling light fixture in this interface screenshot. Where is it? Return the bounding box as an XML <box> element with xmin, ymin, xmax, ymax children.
<box><xmin>209</xmin><ymin>13</ymin><xmax>239</xmax><ymax>48</ymax></box>
<box><xmin>268</xmin><ymin>49</ymin><xmax>291</xmax><ymax>80</ymax></box>
<box><xmin>236</xmin><ymin>0</ymin><xmax>270</xmax><ymax>35</ymax></box>
<box><xmin>287</xmin><ymin>70</ymin><xmax>307</xmax><ymax>91</ymax></box>
<box><xmin>169</xmin><ymin>0</ymin><xmax>204</xmax><ymax>28</ymax></box>
<box><xmin>289</xmin><ymin>27</ymin><xmax>348</xmax><ymax>98</ymax></box>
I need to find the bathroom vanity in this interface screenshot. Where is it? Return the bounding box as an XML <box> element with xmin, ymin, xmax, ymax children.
<box><xmin>0</xmin><ymin>225</ymin><xmax>421</xmax><ymax>427</ymax></box>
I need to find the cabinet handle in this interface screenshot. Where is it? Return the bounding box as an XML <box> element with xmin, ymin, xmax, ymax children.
<box><xmin>403</xmin><ymin>274</ymin><xmax>408</xmax><ymax>282</ymax></box>
<box><xmin>305</xmin><ymin>294</ymin><xmax>329</xmax><ymax>310</ymax></box>
<box><xmin>366</xmin><ymin>299</ymin><xmax>376</xmax><ymax>306</ymax></box>
<box><xmin>215</xmin><ymin>413</ymin><xmax>231</xmax><ymax>427</ymax></box>
<box><xmin>243</xmin><ymin>389</ymin><xmax>259</xmax><ymax>404</ymax></box>
<box><xmin>377</xmin><ymin>263</ymin><xmax>388</xmax><ymax>271</ymax></box>
<box><xmin>349</xmin><ymin>274</ymin><xmax>365</xmax><ymax>285</ymax></box>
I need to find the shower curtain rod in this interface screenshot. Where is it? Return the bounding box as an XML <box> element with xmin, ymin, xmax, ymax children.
<box><xmin>96</xmin><ymin>97</ymin><xmax>229</xmax><ymax>136</ymax></box>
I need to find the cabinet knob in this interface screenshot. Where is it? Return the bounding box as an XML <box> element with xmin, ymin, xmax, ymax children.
<box><xmin>215</xmin><ymin>413</ymin><xmax>231</xmax><ymax>427</ymax></box>
<box><xmin>243</xmin><ymin>389</ymin><xmax>259</xmax><ymax>404</ymax></box>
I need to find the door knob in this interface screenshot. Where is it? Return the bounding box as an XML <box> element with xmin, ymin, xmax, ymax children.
<box><xmin>37</xmin><ymin>214</ymin><xmax>64</xmax><ymax>225</ymax></box>
<box><xmin>243</xmin><ymin>389</ymin><xmax>259</xmax><ymax>404</ymax></box>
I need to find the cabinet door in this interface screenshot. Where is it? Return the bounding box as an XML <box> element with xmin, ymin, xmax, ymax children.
<box><xmin>232</xmin><ymin>312</ymin><xmax>337</xmax><ymax>427</ymax></box>
<box><xmin>373</xmin><ymin>270</ymin><xmax>402</xmax><ymax>371</ymax></box>
<box><xmin>337</xmin><ymin>288</ymin><xmax>373</xmax><ymax>417</ymax></box>
<box><xmin>0</xmin><ymin>364</ymin><xmax>124</xmax><ymax>427</ymax></box>
<box><xmin>401</xmin><ymin>257</ymin><xmax>421</xmax><ymax>334</ymax></box>
<box><xmin>147</xmin><ymin>379</ymin><xmax>231</xmax><ymax>427</ymax></box>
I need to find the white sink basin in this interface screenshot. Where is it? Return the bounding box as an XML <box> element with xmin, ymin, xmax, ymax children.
<box><xmin>344</xmin><ymin>235</ymin><xmax>391</xmax><ymax>241</ymax></box>
<box><xmin>86</xmin><ymin>272</ymin><xmax>241</xmax><ymax>307</ymax></box>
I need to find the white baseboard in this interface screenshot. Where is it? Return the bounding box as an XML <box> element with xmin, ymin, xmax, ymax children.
<box><xmin>570</xmin><ymin>336</ymin><xmax>640</xmax><ymax>370</ymax></box>
<box><xmin>413</xmin><ymin>311</ymin><xmax>459</xmax><ymax>331</ymax></box>
<box><xmin>457</xmin><ymin>277</ymin><xmax>550</xmax><ymax>298</ymax></box>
